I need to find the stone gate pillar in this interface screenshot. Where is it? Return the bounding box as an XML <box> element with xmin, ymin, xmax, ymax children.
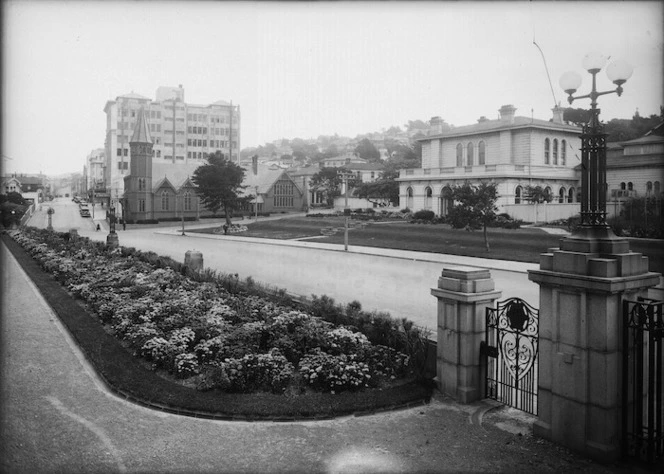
<box><xmin>431</xmin><ymin>266</ymin><xmax>501</xmax><ymax>403</ymax></box>
<box><xmin>528</xmin><ymin>234</ymin><xmax>660</xmax><ymax>461</ymax></box>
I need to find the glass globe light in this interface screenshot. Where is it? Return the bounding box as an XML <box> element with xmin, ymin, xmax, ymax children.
<box><xmin>606</xmin><ymin>59</ymin><xmax>633</xmax><ymax>85</ymax></box>
<box><xmin>582</xmin><ymin>52</ymin><xmax>607</xmax><ymax>73</ymax></box>
<box><xmin>559</xmin><ymin>71</ymin><xmax>582</xmax><ymax>94</ymax></box>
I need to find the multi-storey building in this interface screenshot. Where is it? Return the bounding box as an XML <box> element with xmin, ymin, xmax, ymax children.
<box><xmin>397</xmin><ymin>105</ymin><xmax>583</xmax><ymax>222</ymax></box>
<box><xmin>84</xmin><ymin>148</ymin><xmax>105</xmax><ymax>196</ymax></box>
<box><xmin>103</xmin><ymin>85</ymin><xmax>240</xmax><ymax>204</ymax></box>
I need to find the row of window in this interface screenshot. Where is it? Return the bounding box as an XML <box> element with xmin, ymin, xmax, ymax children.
<box><xmin>122</xmin><ymin>108</ymin><xmax>237</xmax><ymax>123</ymax></box>
<box><xmin>619</xmin><ymin>181</ymin><xmax>662</xmax><ymax>194</ymax></box>
<box><xmin>544</xmin><ymin>138</ymin><xmax>568</xmax><ymax>166</ymax></box>
<box><xmin>454</xmin><ymin>141</ymin><xmax>487</xmax><ymax>167</ymax></box>
<box><xmin>404</xmin><ymin>185</ymin><xmax>577</xmax><ymax>206</ymax></box>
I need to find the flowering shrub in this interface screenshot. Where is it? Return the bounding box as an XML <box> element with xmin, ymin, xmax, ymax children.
<box><xmin>200</xmin><ymin>350</ymin><xmax>294</xmax><ymax>393</ymax></box>
<box><xmin>9</xmin><ymin>228</ymin><xmax>416</xmax><ymax>395</ymax></box>
<box><xmin>299</xmin><ymin>349</ymin><xmax>371</xmax><ymax>392</ymax></box>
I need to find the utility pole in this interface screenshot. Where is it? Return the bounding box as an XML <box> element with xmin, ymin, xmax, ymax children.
<box><xmin>255</xmin><ymin>185</ymin><xmax>259</xmax><ymax>221</ymax></box>
<box><xmin>339</xmin><ymin>171</ymin><xmax>354</xmax><ymax>251</ymax></box>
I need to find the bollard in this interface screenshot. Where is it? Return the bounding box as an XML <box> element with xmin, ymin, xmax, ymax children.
<box><xmin>184</xmin><ymin>250</ymin><xmax>203</xmax><ymax>272</ymax></box>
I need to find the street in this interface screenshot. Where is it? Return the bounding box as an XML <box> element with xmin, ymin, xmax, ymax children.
<box><xmin>27</xmin><ymin>198</ymin><xmax>539</xmax><ymax>332</ymax></box>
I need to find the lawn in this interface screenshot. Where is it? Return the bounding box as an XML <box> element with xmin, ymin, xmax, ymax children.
<box><xmin>191</xmin><ymin>216</ymin><xmax>664</xmax><ymax>272</ymax></box>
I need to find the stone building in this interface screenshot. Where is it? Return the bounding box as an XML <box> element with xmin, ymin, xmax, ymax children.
<box><xmin>397</xmin><ymin>105</ymin><xmax>583</xmax><ymax>222</ymax></box>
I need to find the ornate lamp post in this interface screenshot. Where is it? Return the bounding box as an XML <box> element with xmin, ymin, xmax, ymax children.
<box><xmin>559</xmin><ymin>52</ymin><xmax>633</xmax><ymax>242</ymax></box>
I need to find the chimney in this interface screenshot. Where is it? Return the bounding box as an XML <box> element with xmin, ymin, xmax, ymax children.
<box><xmin>251</xmin><ymin>155</ymin><xmax>258</xmax><ymax>175</ymax></box>
<box><xmin>430</xmin><ymin>116</ymin><xmax>443</xmax><ymax>134</ymax></box>
<box><xmin>551</xmin><ymin>105</ymin><xmax>565</xmax><ymax>124</ymax></box>
<box><xmin>499</xmin><ymin>104</ymin><xmax>517</xmax><ymax>124</ymax></box>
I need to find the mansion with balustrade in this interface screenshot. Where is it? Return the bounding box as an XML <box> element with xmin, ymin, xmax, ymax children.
<box><xmin>397</xmin><ymin>105</ymin><xmax>583</xmax><ymax>222</ymax></box>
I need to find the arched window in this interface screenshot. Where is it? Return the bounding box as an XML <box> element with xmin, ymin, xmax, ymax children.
<box><xmin>515</xmin><ymin>186</ymin><xmax>522</xmax><ymax>204</ymax></box>
<box><xmin>440</xmin><ymin>187</ymin><xmax>453</xmax><ymax>216</ymax></box>
<box><xmin>646</xmin><ymin>181</ymin><xmax>653</xmax><ymax>195</ymax></box>
<box><xmin>467</xmin><ymin>142</ymin><xmax>474</xmax><ymax>166</ymax></box>
<box><xmin>161</xmin><ymin>190</ymin><xmax>169</xmax><ymax>211</ymax></box>
<box><xmin>655</xmin><ymin>181</ymin><xmax>661</xmax><ymax>194</ymax></box>
<box><xmin>184</xmin><ymin>191</ymin><xmax>192</xmax><ymax>211</ymax></box>
<box><xmin>138</xmin><ymin>178</ymin><xmax>145</xmax><ymax>191</ymax></box>
<box><xmin>456</xmin><ymin>143</ymin><xmax>463</xmax><ymax>167</ymax></box>
<box><xmin>561</xmin><ymin>140</ymin><xmax>567</xmax><ymax>166</ymax></box>
<box><xmin>478</xmin><ymin>141</ymin><xmax>486</xmax><ymax>165</ymax></box>
<box><xmin>620</xmin><ymin>182</ymin><xmax>626</xmax><ymax>190</ymax></box>
<box><xmin>558</xmin><ymin>187</ymin><xmax>565</xmax><ymax>203</ymax></box>
<box><xmin>568</xmin><ymin>188</ymin><xmax>575</xmax><ymax>203</ymax></box>
<box><xmin>628</xmin><ymin>182</ymin><xmax>633</xmax><ymax>191</ymax></box>
<box><xmin>406</xmin><ymin>187</ymin><xmax>414</xmax><ymax>209</ymax></box>
<box><xmin>553</xmin><ymin>139</ymin><xmax>559</xmax><ymax>165</ymax></box>
<box><xmin>424</xmin><ymin>187</ymin><xmax>433</xmax><ymax>209</ymax></box>
<box><xmin>544</xmin><ymin>186</ymin><xmax>552</xmax><ymax>202</ymax></box>
<box><xmin>544</xmin><ymin>138</ymin><xmax>550</xmax><ymax>164</ymax></box>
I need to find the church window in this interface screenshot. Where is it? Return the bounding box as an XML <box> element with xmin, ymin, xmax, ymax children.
<box><xmin>544</xmin><ymin>138</ymin><xmax>550</xmax><ymax>164</ymax></box>
<box><xmin>515</xmin><ymin>186</ymin><xmax>522</xmax><ymax>204</ymax></box>
<box><xmin>620</xmin><ymin>182</ymin><xmax>626</xmax><ymax>190</ymax></box>
<box><xmin>558</xmin><ymin>187</ymin><xmax>565</xmax><ymax>203</ymax></box>
<box><xmin>553</xmin><ymin>139</ymin><xmax>559</xmax><ymax>165</ymax></box>
<box><xmin>478</xmin><ymin>141</ymin><xmax>486</xmax><ymax>165</ymax></box>
<box><xmin>628</xmin><ymin>182</ymin><xmax>633</xmax><ymax>191</ymax></box>
<box><xmin>424</xmin><ymin>187</ymin><xmax>433</xmax><ymax>209</ymax></box>
<box><xmin>646</xmin><ymin>181</ymin><xmax>653</xmax><ymax>194</ymax></box>
<box><xmin>568</xmin><ymin>188</ymin><xmax>575</xmax><ymax>203</ymax></box>
<box><xmin>406</xmin><ymin>187</ymin><xmax>414</xmax><ymax>209</ymax></box>
<box><xmin>161</xmin><ymin>191</ymin><xmax>170</xmax><ymax>211</ymax></box>
<box><xmin>139</xmin><ymin>199</ymin><xmax>145</xmax><ymax>212</ymax></box>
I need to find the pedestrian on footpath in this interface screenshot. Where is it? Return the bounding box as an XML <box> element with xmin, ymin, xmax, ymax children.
<box><xmin>122</xmin><ymin>221</ymin><xmax>126</xmax><ymax>231</ymax></box>
<box><xmin>96</xmin><ymin>223</ymin><xmax>100</xmax><ymax>232</ymax></box>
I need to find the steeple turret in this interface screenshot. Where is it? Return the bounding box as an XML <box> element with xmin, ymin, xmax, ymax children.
<box><xmin>130</xmin><ymin>107</ymin><xmax>152</xmax><ymax>144</ymax></box>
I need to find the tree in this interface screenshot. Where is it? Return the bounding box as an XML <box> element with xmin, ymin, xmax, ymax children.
<box><xmin>524</xmin><ymin>185</ymin><xmax>552</xmax><ymax>204</ymax></box>
<box><xmin>404</xmin><ymin>119</ymin><xmax>429</xmax><ymax>132</ymax></box>
<box><xmin>192</xmin><ymin>151</ymin><xmax>250</xmax><ymax>233</ymax></box>
<box><xmin>310</xmin><ymin>167</ymin><xmax>345</xmax><ymax>206</ymax></box>
<box><xmin>447</xmin><ymin>182</ymin><xmax>499</xmax><ymax>252</ymax></box>
<box><xmin>0</xmin><ymin>191</ymin><xmax>27</xmax><ymax>206</ymax></box>
<box><xmin>355</xmin><ymin>179</ymin><xmax>399</xmax><ymax>207</ymax></box>
<box><xmin>354</xmin><ymin>138</ymin><xmax>381</xmax><ymax>162</ymax></box>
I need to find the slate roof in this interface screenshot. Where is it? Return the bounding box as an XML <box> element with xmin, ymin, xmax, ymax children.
<box><xmin>241</xmin><ymin>164</ymin><xmax>292</xmax><ymax>195</ymax></box>
<box><xmin>130</xmin><ymin>108</ymin><xmax>152</xmax><ymax>144</ymax></box>
<box><xmin>420</xmin><ymin>116</ymin><xmax>581</xmax><ymax>141</ymax></box>
<box><xmin>151</xmin><ymin>162</ymin><xmax>201</xmax><ymax>191</ymax></box>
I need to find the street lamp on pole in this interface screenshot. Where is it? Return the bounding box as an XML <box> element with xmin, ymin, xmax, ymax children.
<box><xmin>338</xmin><ymin>171</ymin><xmax>355</xmax><ymax>251</ymax></box>
<box><xmin>559</xmin><ymin>52</ymin><xmax>633</xmax><ymax>242</ymax></box>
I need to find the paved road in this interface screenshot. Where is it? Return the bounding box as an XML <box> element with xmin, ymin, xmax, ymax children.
<box><xmin>0</xmin><ymin>243</ymin><xmax>627</xmax><ymax>473</ymax></box>
<box><xmin>27</xmin><ymin>199</ymin><xmax>539</xmax><ymax>332</ymax></box>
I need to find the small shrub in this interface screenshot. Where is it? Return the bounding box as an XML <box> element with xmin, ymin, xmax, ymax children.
<box><xmin>412</xmin><ymin>210</ymin><xmax>435</xmax><ymax>221</ymax></box>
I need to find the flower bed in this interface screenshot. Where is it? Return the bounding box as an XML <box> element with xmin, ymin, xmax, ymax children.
<box><xmin>7</xmin><ymin>228</ymin><xmax>429</xmax><ymax>404</ymax></box>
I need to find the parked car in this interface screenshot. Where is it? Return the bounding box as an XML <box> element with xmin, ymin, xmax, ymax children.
<box><xmin>80</xmin><ymin>208</ymin><xmax>91</xmax><ymax>217</ymax></box>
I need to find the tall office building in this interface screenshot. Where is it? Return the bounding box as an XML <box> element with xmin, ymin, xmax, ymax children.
<box><xmin>103</xmin><ymin>85</ymin><xmax>240</xmax><ymax>202</ymax></box>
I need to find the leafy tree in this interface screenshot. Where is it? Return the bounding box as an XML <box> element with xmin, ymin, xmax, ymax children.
<box><xmin>355</xmin><ymin>179</ymin><xmax>399</xmax><ymax>207</ymax></box>
<box><xmin>563</xmin><ymin>108</ymin><xmax>590</xmax><ymax>127</ymax></box>
<box><xmin>0</xmin><ymin>191</ymin><xmax>27</xmax><ymax>206</ymax></box>
<box><xmin>354</xmin><ymin>138</ymin><xmax>381</xmax><ymax>162</ymax></box>
<box><xmin>385</xmin><ymin>125</ymin><xmax>402</xmax><ymax>135</ymax></box>
<box><xmin>310</xmin><ymin>167</ymin><xmax>347</xmax><ymax>206</ymax></box>
<box><xmin>447</xmin><ymin>182</ymin><xmax>499</xmax><ymax>252</ymax></box>
<box><xmin>524</xmin><ymin>185</ymin><xmax>552</xmax><ymax>204</ymax></box>
<box><xmin>322</xmin><ymin>144</ymin><xmax>339</xmax><ymax>158</ymax></box>
<box><xmin>192</xmin><ymin>151</ymin><xmax>250</xmax><ymax>233</ymax></box>
<box><xmin>404</xmin><ymin>119</ymin><xmax>429</xmax><ymax>132</ymax></box>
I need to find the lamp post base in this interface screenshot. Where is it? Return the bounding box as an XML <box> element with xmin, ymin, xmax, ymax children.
<box><xmin>106</xmin><ymin>232</ymin><xmax>119</xmax><ymax>248</ymax></box>
<box><xmin>560</xmin><ymin>225</ymin><xmax>630</xmax><ymax>254</ymax></box>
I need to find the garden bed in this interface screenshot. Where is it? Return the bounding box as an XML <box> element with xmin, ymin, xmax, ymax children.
<box><xmin>2</xmin><ymin>229</ymin><xmax>432</xmax><ymax>419</ymax></box>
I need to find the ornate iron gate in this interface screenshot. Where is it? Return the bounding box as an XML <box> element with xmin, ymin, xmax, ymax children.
<box><xmin>481</xmin><ymin>298</ymin><xmax>539</xmax><ymax>415</ymax></box>
<box><xmin>622</xmin><ymin>298</ymin><xmax>663</xmax><ymax>465</ymax></box>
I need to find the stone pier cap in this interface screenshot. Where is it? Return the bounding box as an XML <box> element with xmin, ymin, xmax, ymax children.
<box><xmin>431</xmin><ymin>266</ymin><xmax>499</xmax><ymax>301</ymax></box>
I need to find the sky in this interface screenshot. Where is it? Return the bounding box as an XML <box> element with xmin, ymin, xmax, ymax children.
<box><xmin>2</xmin><ymin>1</ymin><xmax>663</xmax><ymax>176</ymax></box>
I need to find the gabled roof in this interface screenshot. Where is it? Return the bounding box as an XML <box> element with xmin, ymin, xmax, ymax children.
<box><xmin>130</xmin><ymin>108</ymin><xmax>152</xmax><ymax>144</ymax></box>
<box><xmin>241</xmin><ymin>164</ymin><xmax>302</xmax><ymax>196</ymax></box>
<box><xmin>621</xmin><ymin>134</ymin><xmax>664</xmax><ymax>146</ymax></box>
<box><xmin>152</xmin><ymin>162</ymin><xmax>201</xmax><ymax>191</ymax></box>
<box><xmin>420</xmin><ymin>116</ymin><xmax>581</xmax><ymax>141</ymax></box>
